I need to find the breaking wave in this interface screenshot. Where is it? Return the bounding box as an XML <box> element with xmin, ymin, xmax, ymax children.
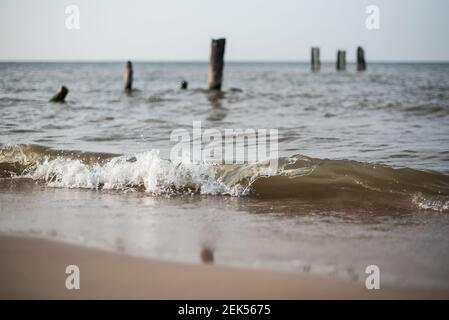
<box><xmin>1</xmin><ymin>144</ymin><xmax>449</xmax><ymax>212</ymax></box>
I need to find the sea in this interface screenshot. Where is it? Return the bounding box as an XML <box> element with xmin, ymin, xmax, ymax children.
<box><xmin>1</xmin><ymin>61</ymin><xmax>449</xmax><ymax>289</ymax></box>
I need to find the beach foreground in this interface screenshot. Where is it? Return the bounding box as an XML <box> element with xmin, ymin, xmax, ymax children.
<box><xmin>1</xmin><ymin>236</ymin><xmax>448</xmax><ymax>299</ymax></box>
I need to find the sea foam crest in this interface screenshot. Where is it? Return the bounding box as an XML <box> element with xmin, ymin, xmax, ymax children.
<box><xmin>28</xmin><ymin>150</ymin><xmax>255</xmax><ymax>196</ymax></box>
<box><xmin>412</xmin><ymin>193</ymin><xmax>449</xmax><ymax>213</ymax></box>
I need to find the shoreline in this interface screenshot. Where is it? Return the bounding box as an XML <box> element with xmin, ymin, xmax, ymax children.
<box><xmin>1</xmin><ymin>235</ymin><xmax>448</xmax><ymax>299</ymax></box>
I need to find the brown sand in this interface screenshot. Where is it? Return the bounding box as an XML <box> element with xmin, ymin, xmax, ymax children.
<box><xmin>0</xmin><ymin>235</ymin><xmax>448</xmax><ymax>299</ymax></box>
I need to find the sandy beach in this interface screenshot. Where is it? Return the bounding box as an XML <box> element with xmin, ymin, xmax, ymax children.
<box><xmin>0</xmin><ymin>235</ymin><xmax>448</xmax><ymax>299</ymax></box>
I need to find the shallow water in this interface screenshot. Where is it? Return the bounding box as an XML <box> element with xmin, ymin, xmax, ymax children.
<box><xmin>1</xmin><ymin>62</ymin><xmax>449</xmax><ymax>171</ymax></box>
<box><xmin>1</xmin><ymin>62</ymin><xmax>449</xmax><ymax>289</ymax></box>
<box><xmin>1</xmin><ymin>179</ymin><xmax>449</xmax><ymax>289</ymax></box>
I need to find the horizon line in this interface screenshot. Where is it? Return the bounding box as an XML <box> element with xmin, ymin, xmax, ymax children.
<box><xmin>1</xmin><ymin>59</ymin><xmax>449</xmax><ymax>64</ymax></box>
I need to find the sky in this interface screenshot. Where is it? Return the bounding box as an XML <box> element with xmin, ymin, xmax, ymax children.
<box><xmin>0</xmin><ymin>0</ymin><xmax>448</xmax><ymax>62</ymax></box>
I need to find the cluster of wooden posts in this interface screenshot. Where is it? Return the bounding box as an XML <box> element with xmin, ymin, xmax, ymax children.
<box><xmin>50</xmin><ymin>39</ymin><xmax>366</xmax><ymax>102</ymax></box>
<box><xmin>311</xmin><ymin>46</ymin><xmax>366</xmax><ymax>72</ymax></box>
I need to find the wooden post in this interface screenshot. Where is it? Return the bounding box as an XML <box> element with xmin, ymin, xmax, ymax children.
<box><xmin>124</xmin><ymin>61</ymin><xmax>133</xmax><ymax>93</ymax></box>
<box><xmin>311</xmin><ymin>47</ymin><xmax>320</xmax><ymax>72</ymax></box>
<box><xmin>50</xmin><ymin>86</ymin><xmax>68</xmax><ymax>102</ymax></box>
<box><xmin>208</xmin><ymin>38</ymin><xmax>226</xmax><ymax>91</ymax></box>
<box><xmin>336</xmin><ymin>50</ymin><xmax>346</xmax><ymax>71</ymax></box>
<box><xmin>357</xmin><ymin>46</ymin><xmax>366</xmax><ymax>71</ymax></box>
<box><xmin>180</xmin><ymin>80</ymin><xmax>188</xmax><ymax>90</ymax></box>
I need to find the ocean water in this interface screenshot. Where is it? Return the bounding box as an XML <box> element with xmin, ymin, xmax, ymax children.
<box><xmin>1</xmin><ymin>62</ymin><xmax>449</xmax><ymax>289</ymax></box>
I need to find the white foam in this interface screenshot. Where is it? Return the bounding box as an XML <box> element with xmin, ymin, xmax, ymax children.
<box><xmin>27</xmin><ymin>150</ymin><xmax>257</xmax><ymax>196</ymax></box>
<box><xmin>412</xmin><ymin>193</ymin><xmax>449</xmax><ymax>212</ymax></box>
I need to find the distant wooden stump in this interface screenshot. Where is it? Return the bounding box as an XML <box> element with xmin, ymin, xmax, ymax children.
<box><xmin>124</xmin><ymin>61</ymin><xmax>133</xmax><ymax>93</ymax></box>
<box><xmin>208</xmin><ymin>38</ymin><xmax>226</xmax><ymax>91</ymax></box>
<box><xmin>336</xmin><ymin>50</ymin><xmax>346</xmax><ymax>71</ymax></box>
<box><xmin>50</xmin><ymin>86</ymin><xmax>69</xmax><ymax>102</ymax></box>
<box><xmin>357</xmin><ymin>46</ymin><xmax>367</xmax><ymax>71</ymax></box>
<box><xmin>180</xmin><ymin>80</ymin><xmax>188</xmax><ymax>90</ymax></box>
<box><xmin>311</xmin><ymin>47</ymin><xmax>320</xmax><ymax>72</ymax></box>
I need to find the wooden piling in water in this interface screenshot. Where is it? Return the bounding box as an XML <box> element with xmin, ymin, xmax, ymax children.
<box><xmin>357</xmin><ymin>46</ymin><xmax>366</xmax><ymax>71</ymax></box>
<box><xmin>336</xmin><ymin>50</ymin><xmax>346</xmax><ymax>71</ymax></box>
<box><xmin>208</xmin><ymin>38</ymin><xmax>226</xmax><ymax>91</ymax></box>
<box><xmin>311</xmin><ymin>47</ymin><xmax>320</xmax><ymax>72</ymax></box>
<box><xmin>124</xmin><ymin>61</ymin><xmax>133</xmax><ymax>93</ymax></box>
<box><xmin>50</xmin><ymin>86</ymin><xmax>68</xmax><ymax>102</ymax></box>
<box><xmin>180</xmin><ymin>80</ymin><xmax>188</xmax><ymax>90</ymax></box>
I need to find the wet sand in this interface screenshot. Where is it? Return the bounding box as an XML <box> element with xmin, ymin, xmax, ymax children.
<box><xmin>0</xmin><ymin>235</ymin><xmax>448</xmax><ymax>299</ymax></box>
